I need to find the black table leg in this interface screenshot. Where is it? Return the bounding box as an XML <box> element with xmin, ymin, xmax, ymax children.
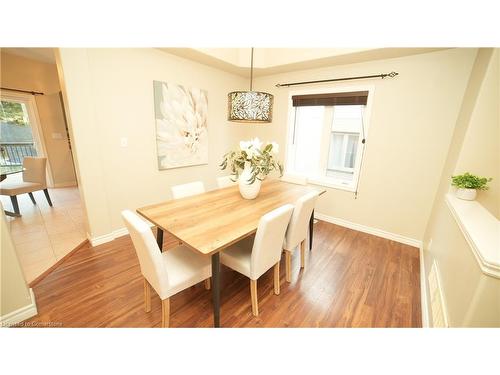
<box><xmin>156</xmin><ymin>228</ymin><xmax>164</xmax><ymax>252</ymax></box>
<box><xmin>211</xmin><ymin>253</ymin><xmax>220</xmax><ymax>328</ymax></box>
<box><xmin>309</xmin><ymin>209</ymin><xmax>314</xmax><ymax>250</ymax></box>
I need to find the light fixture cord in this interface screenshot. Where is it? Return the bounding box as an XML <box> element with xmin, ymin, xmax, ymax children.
<box><xmin>250</xmin><ymin>47</ymin><xmax>254</xmax><ymax>91</ymax></box>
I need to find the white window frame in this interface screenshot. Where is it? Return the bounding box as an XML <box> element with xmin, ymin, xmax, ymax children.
<box><xmin>0</xmin><ymin>90</ymin><xmax>54</xmax><ymax>187</ymax></box>
<box><xmin>284</xmin><ymin>85</ymin><xmax>374</xmax><ymax>192</ymax></box>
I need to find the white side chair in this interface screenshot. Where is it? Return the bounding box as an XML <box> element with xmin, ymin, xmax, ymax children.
<box><xmin>283</xmin><ymin>191</ymin><xmax>319</xmax><ymax>282</ymax></box>
<box><xmin>0</xmin><ymin>157</ymin><xmax>52</xmax><ymax>215</ymax></box>
<box><xmin>122</xmin><ymin>210</ymin><xmax>211</xmax><ymax>327</ymax></box>
<box><xmin>220</xmin><ymin>204</ymin><xmax>294</xmax><ymax>316</ymax></box>
<box><xmin>216</xmin><ymin>175</ymin><xmax>237</xmax><ymax>189</ymax></box>
<box><xmin>280</xmin><ymin>173</ymin><xmax>307</xmax><ymax>185</ymax></box>
<box><xmin>171</xmin><ymin>181</ymin><xmax>205</xmax><ymax>199</ymax></box>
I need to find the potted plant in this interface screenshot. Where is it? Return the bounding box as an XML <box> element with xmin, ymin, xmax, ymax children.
<box><xmin>451</xmin><ymin>172</ymin><xmax>492</xmax><ymax>201</ymax></box>
<box><xmin>220</xmin><ymin>138</ymin><xmax>283</xmax><ymax>199</ymax></box>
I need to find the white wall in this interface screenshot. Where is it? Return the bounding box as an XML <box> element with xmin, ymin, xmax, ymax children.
<box><xmin>248</xmin><ymin>48</ymin><xmax>478</xmax><ymax>241</ymax></box>
<box><xmin>56</xmin><ymin>48</ymin><xmax>247</xmax><ymax>240</ymax></box>
<box><xmin>0</xmin><ymin>203</ymin><xmax>36</xmax><ymax>324</ymax></box>
<box><xmin>454</xmin><ymin>50</ymin><xmax>499</xmax><ymax>218</ymax></box>
<box><xmin>423</xmin><ymin>49</ymin><xmax>500</xmax><ymax>327</ymax></box>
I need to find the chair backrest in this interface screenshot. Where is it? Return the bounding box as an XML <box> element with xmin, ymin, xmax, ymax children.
<box><xmin>281</xmin><ymin>173</ymin><xmax>307</xmax><ymax>185</ymax></box>
<box><xmin>171</xmin><ymin>181</ymin><xmax>205</xmax><ymax>199</ymax></box>
<box><xmin>250</xmin><ymin>204</ymin><xmax>294</xmax><ymax>279</ymax></box>
<box><xmin>216</xmin><ymin>175</ymin><xmax>237</xmax><ymax>189</ymax></box>
<box><xmin>284</xmin><ymin>191</ymin><xmax>319</xmax><ymax>250</ymax></box>
<box><xmin>23</xmin><ymin>157</ymin><xmax>47</xmax><ymax>186</ymax></box>
<box><xmin>121</xmin><ymin>210</ymin><xmax>169</xmax><ymax>297</ymax></box>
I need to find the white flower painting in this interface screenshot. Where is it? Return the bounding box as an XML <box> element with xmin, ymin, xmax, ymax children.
<box><xmin>153</xmin><ymin>81</ymin><xmax>208</xmax><ymax>169</ymax></box>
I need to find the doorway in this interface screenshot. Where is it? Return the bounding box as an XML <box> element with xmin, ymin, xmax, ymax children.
<box><xmin>0</xmin><ymin>48</ymin><xmax>88</xmax><ymax>285</ymax></box>
<box><xmin>0</xmin><ymin>90</ymin><xmax>54</xmax><ymax>186</ymax></box>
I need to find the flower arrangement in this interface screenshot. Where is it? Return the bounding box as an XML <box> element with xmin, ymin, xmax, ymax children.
<box><xmin>220</xmin><ymin>138</ymin><xmax>283</xmax><ymax>184</ymax></box>
<box><xmin>451</xmin><ymin>172</ymin><xmax>492</xmax><ymax>190</ymax></box>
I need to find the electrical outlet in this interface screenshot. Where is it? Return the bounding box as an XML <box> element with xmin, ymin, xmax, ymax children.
<box><xmin>120</xmin><ymin>137</ymin><xmax>128</xmax><ymax>147</ymax></box>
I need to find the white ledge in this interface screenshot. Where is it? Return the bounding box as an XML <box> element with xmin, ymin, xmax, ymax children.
<box><xmin>445</xmin><ymin>193</ymin><xmax>500</xmax><ymax>279</ymax></box>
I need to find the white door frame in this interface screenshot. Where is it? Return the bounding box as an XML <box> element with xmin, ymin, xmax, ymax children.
<box><xmin>1</xmin><ymin>90</ymin><xmax>55</xmax><ymax>187</ymax></box>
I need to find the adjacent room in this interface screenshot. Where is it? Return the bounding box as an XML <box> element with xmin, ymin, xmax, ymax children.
<box><xmin>1</xmin><ymin>47</ymin><xmax>498</xmax><ymax>329</ymax></box>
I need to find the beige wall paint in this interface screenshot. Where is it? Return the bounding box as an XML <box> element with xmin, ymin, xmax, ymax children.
<box><xmin>454</xmin><ymin>50</ymin><xmax>499</xmax><ymax>218</ymax></box>
<box><xmin>423</xmin><ymin>49</ymin><xmax>500</xmax><ymax>327</ymax></box>
<box><xmin>0</xmin><ymin>203</ymin><xmax>33</xmax><ymax>318</ymax></box>
<box><xmin>249</xmin><ymin>48</ymin><xmax>478</xmax><ymax>241</ymax></box>
<box><xmin>57</xmin><ymin>48</ymin><xmax>247</xmax><ymax>238</ymax></box>
<box><xmin>0</xmin><ymin>51</ymin><xmax>77</xmax><ymax>186</ymax></box>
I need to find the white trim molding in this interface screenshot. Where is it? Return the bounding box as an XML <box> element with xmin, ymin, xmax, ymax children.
<box><xmin>419</xmin><ymin>244</ymin><xmax>430</xmax><ymax>327</ymax></box>
<box><xmin>314</xmin><ymin>212</ymin><xmax>422</xmax><ymax>248</ymax></box>
<box><xmin>0</xmin><ymin>288</ymin><xmax>37</xmax><ymax>327</ymax></box>
<box><xmin>445</xmin><ymin>193</ymin><xmax>500</xmax><ymax>279</ymax></box>
<box><xmin>89</xmin><ymin>223</ymin><xmax>151</xmax><ymax>247</ymax></box>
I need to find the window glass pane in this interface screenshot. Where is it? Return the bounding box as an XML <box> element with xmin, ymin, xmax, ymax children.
<box><xmin>291</xmin><ymin>106</ymin><xmax>324</xmax><ymax>175</ymax></box>
<box><xmin>332</xmin><ymin>105</ymin><xmax>363</xmax><ymax>133</ymax></box>
<box><xmin>333</xmin><ymin>105</ymin><xmax>363</xmax><ymax>119</ymax></box>
<box><xmin>328</xmin><ymin>133</ymin><xmax>344</xmax><ymax>169</ymax></box>
<box><xmin>345</xmin><ymin>134</ymin><xmax>359</xmax><ymax>168</ymax></box>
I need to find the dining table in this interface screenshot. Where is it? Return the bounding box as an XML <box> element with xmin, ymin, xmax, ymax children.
<box><xmin>136</xmin><ymin>178</ymin><xmax>326</xmax><ymax>327</ymax></box>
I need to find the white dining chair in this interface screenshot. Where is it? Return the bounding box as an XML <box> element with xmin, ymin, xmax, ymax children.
<box><xmin>283</xmin><ymin>191</ymin><xmax>319</xmax><ymax>282</ymax></box>
<box><xmin>122</xmin><ymin>210</ymin><xmax>211</xmax><ymax>327</ymax></box>
<box><xmin>220</xmin><ymin>204</ymin><xmax>294</xmax><ymax>316</ymax></box>
<box><xmin>171</xmin><ymin>181</ymin><xmax>205</xmax><ymax>199</ymax></box>
<box><xmin>216</xmin><ymin>175</ymin><xmax>237</xmax><ymax>189</ymax></box>
<box><xmin>280</xmin><ymin>173</ymin><xmax>307</xmax><ymax>185</ymax></box>
<box><xmin>0</xmin><ymin>157</ymin><xmax>52</xmax><ymax>215</ymax></box>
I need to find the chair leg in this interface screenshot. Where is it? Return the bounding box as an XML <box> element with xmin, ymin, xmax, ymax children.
<box><xmin>28</xmin><ymin>192</ymin><xmax>37</xmax><ymax>205</ymax></box>
<box><xmin>300</xmin><ymin>240</ymin><xmax>306</xmax><ymax>269</ymax></box>
<box><xmin>204</xmin><ymin>277</ymin><xmax>211</xmax><ymax>290</ymax></box>
<box><xmin>10</xmin><ymin>196</ymin><xmax>20</xmax><ymax>215</ymax></box>
<box><xmin>43</xmin><ymin>189</ymin><xmax>53</xmax><ymax>206</ymax></box>
<box><xmin>285</xmin><ymin>251</ymin><xmax>292</xmax><ymax>283</ymax></box>
<box><xmin>161</xmin><ymin>298</ymin><xmax>170</xmax><ymax>328</ymax></box>
<box><xmin>273</xmin><ymin>262</ymin><xmax>280</xmax><ymax>295</ymax></box>
<box><xmin>144</xmin><ymin>278</ymin><xmax>151</xmax><ymax>313</ymax></box>
<box><xmin>250</xmin><ymin>279</ymin><xmax>259</xmax><ymax>316</ymax></box>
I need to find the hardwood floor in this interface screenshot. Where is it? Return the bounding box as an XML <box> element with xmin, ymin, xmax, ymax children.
<box><xmin>25</xmin><ymin>220</ymin><xmax>421</xmax><ymax>327</ymax></box>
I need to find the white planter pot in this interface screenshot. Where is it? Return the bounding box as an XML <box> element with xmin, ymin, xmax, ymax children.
<box><xmin>239</xmin><ymin>163</ymin><xmax>262</xmax><ymax>199</ymax></box>
<box><xmin>456</xmin><ymin>188</ymin><xmax>477</xmax><ymax>201</ymax></box>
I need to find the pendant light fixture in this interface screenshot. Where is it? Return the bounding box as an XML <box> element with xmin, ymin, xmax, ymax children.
<box><xmin>227</xmin><ymin>48</ymin><xmax>273</xmax><ymax>123</ymax></box>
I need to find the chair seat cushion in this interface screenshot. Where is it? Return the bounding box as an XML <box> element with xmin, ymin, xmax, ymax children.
<box><xmin>0</xmin><ymin>181</ymin><xmax>45</xmax><ymax>196</ymax></box>
<box><xmin>220</xmin><ymin>236</ymin><xmax>255</xmax><ymax>279</ymax></box>
<box><xmin>161</xmin><ymin>244</ymin><xmax>211</xmax><ymax>299</ymax></box>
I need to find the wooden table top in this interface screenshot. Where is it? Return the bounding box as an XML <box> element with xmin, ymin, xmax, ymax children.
<box><xmin>137</xmin><ymin>179</ymin><xmax>325</xmax><ymax>256</ymax></box>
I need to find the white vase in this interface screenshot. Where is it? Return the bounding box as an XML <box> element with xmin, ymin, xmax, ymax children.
<box><xmin>456</xmin><ymin>188</ymin><xmax>477</xmax><ymax>201</ymax></box>
<box><xmin>239</xmin><ymin>163</ymin><xmax>261</xmax><ymax>199</ymax></box>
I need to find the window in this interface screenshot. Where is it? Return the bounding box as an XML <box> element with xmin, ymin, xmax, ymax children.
<box><xmin>286</xmin><ymin>90</ymin><xmax>370</xmax><ymax>191</ymax></box>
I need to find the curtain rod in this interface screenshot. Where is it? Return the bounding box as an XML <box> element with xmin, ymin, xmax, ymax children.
<box><xmin>275</xmin><ymin>71</ymin><xmax>398</xmax><ymax>88</ymax></box>
<box><xmin>0</xmin><ymin>87</ymin><xmax>44</xmax><ymax>95</ymax></box>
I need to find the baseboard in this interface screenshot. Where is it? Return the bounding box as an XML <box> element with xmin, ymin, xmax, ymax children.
<box><xmin>314</xmin><ymin>212</ymin><xmax>422</xmax><ymax>248</ymax></box>
<box><xmin>89</xmin><ymin>232</ymin><xmax>117</xmax><ymax>247</ymax></box>
<box><xmin>419</xmin><ymin>244</ymin><xmax>430</xmax><ymax>327</ymax></box>
<box><xmin>0</xmin><ymin>288</ymin><xmax>37</xmax><ymax>327</ymax></box>
<box><xmin>89</xmin><ymin>225</ymin><xmax>149</xmax><ymax>247</ymax></box>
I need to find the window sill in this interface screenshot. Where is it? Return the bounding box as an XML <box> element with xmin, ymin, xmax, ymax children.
<box><xmin>307</xmin><ymin>177</ymin><xmax>356</xmax><ymax>192</ymax></box>
<box><xmin>445</xmin><ymin>193</ymin><xmax>500</xmax><ymax>279</ymax></box>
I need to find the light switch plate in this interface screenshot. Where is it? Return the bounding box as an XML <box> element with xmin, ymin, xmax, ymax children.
<box><xmin>120</xmin><ymin>137</ymin><xmax>128</xmax><ymax>147</ymax></box>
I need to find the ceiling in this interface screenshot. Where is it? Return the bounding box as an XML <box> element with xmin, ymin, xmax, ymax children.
<box><xmin>163</xmin><ymin>48</ymin><xmax>449</xmax><ymax>77</ymax></box>
<box><xmin>1</xmin><ymin>47</ymin><xmax>449</xmax><ymax>77</ymax></box>
<box><xmin>1</xmin><ymin>48</ymin><xmax>56</xmax><ymax>64</ymax></box>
